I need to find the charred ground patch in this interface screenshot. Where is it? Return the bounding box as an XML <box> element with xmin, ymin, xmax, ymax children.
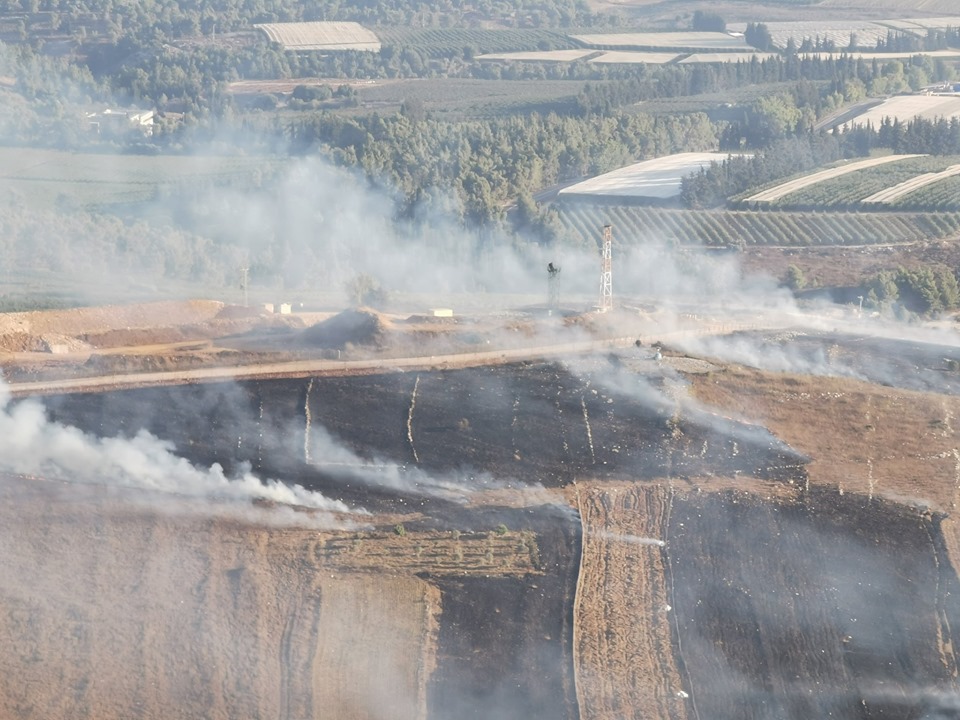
<box><xmin>39</xmin><ymin>358</ymin><xmax>804</xmax><ymax>497</ymax></box>
<box><xmin>666</xmin><ymin>486</ymin><xmax>960</xmax><ymax>720</ymax></box>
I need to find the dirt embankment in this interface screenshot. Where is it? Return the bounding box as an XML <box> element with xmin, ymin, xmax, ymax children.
<box><xmin>0</xmin><ymin>300</ymin><xmax>226</xmax><ymax>340</ymax></box>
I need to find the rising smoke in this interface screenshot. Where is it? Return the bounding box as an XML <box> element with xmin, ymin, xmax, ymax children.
<box><xmin>0</xmin><ymin>378</ymin><xmax>356</xmax><ymax>518</ymax></box>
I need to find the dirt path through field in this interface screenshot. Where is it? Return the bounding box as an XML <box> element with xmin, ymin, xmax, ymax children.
<box><xmin>573</xmin><ymin>481</ymin><xmax>688</xmax><ymax>720</ymax></box>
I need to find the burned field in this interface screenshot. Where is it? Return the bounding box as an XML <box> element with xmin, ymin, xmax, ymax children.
<box><xmin>4</xmin><ymin>345</ymin><xmax>960</xmax><ymax>719</ymax></box>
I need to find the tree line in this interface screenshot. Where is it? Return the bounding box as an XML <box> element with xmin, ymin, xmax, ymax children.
<box><xmin>288</xmin><ymin>110</ymin><xmax>717</xmax><ymax>230</ymax></box>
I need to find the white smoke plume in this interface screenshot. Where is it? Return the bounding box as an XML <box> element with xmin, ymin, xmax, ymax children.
<box><xmin>0</xmin><ymin>378</ymin><xmax>356</xmax><ymax>517</ymax></box>
<box><xmin>594</xmin><ymin>530</ymin><xmax>666</xmax><ymax>547</ymax></box>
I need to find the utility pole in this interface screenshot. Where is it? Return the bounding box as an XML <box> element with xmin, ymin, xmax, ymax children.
<box><xmin>598</xmin><ymin>224</ymin><xmax>613</xmax><ymax>313</ymax></box>
<box><xmin>547</xmin><ymin>262</ymin><xmax>561</xmax><ymax>313</ymax></box>
<box><xmin>240</xmin><ymin>266</ymin><xmax>249</xmax><ymax>308</ymax></box>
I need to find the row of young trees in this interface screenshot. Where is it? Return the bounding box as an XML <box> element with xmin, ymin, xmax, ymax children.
<box><xmin>680</xmin><ymin>134</ymin><xmax>849</xmax><ymax>209</ymax></box>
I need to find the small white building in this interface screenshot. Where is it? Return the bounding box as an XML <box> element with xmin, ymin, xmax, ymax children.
<box><xmin>87</xmin><ymin>108</ymin><xmax>156</xmax><ymax>137</ymax></box>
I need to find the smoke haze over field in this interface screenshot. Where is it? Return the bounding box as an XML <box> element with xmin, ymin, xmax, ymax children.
<box><xmin>0</xmin><ymin>378</ymin><xmax>355</xmax><ymax>520</ymax></box>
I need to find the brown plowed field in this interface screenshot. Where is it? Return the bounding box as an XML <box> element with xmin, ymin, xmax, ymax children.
<box><xmin>0</xmin><ymin>477</ymin><xmax>439</xmax><ymax>720</ymax></box>
<box><xmin>574</xmin><ymin>482</ymin><xmax>687</xmax><ymax>720</ymax></box>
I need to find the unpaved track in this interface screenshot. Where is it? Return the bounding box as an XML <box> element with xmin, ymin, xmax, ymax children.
<box><xmin>5</xmin><ymin>338</ymin><xmax>639</xmax><ymax>397</ymax></box>
<box><xmin>6</xmin><ymin>320</ymin><xmax>772</xmax><ymax>398</ymax></box>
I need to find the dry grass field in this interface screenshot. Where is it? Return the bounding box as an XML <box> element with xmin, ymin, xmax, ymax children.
<box><xmin>0</xmin><ymin>478</ymin><xmax>440</xmax><ymax>720</ymax></box>
<box><xmin>690</xmin><ymin>365</ymin><xmax>960</xmax><ymax>511</ymax></box>
<box><xmin>573</xmin><ymin>482</ymin><xmax>688</xmax><ymax>720</ymax></box>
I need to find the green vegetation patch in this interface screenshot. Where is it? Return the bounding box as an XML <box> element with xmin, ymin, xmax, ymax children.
<box><xmin>351</xmin><ymin>78</ymin><xmax>585</xmax><ymax>119</ymax></box>
<box><xmin>375</xmin><ymin>28</ymin><xmax>576</xmax><ymax>58</ymax></box>
<box><xmin>888</xmin><ymin>172</ymin><xmax>960</xmax><ymax>211</ymax></box>
<box><xmin>556</xmin><ymin>204</ymin><xmax>960</xmax><ymax>247</ymax></box>
<box><xmin>0</xmin><ymin>148</ymin><xmax>286</xmax><ymax>211</ymax></box>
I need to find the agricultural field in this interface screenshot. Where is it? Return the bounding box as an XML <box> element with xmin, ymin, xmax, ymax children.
<box><xmin>559</xmin><ymin>152</ymin><xmax>746</xmax><ymax>202</ymax></box>
<box><xmin>0</xmin><ymin>148</ymin><xmax>283</xmax><ymax>212</ymax></box>
<box><xmin>555</xmin><ymin>203</ymin><xmax>960</xmax><ymax>247</ymax></box>
<box><xmin>374</xmin><ymin>28</ymin><xmax>575</xmax><ymax>58</ymax></box>
<box><xmin>570</xmin><ymin>32</ymin><xmax>753</xmax><ymax>51</ymax></box>
<box><xmin>797</xmin><ymin>49</ymin><xmax>960</xmax><ymax>61</ymax></box>
<box><xmin>678</xmin><ymin>52</ymin><xmax>780</xmax><ymax>63</ymax></box>
<box><xmin>736</xmin><ymin>155</ymin><xmax>960</xmax><ymax>210</ymax></box>
<box><xmin>727</xmin><ymin>16</ymin><xmax>960</xmax><ymax>49</ymax></box>
<box><xmin>254</xmin><ymin>22</ymin><xmax>381</xmax><ymax>52</ymax></box>
<box><xmin>586</xmin><ymin>51</ymin><xmax>680</xmax><ymax>64</ymax></box>
<box><xmin>743</xmin><ymin>154</ymin><xmax>923</xmax><ymax>203</ymax></box>
<box><xmin>862</xmin><ymin>163</ymin><xmax>960</xmax><ymax>203</ymax></box>
<box><xmin>727</xmin><ymin>20</ymin><xmax>891</xmax><ymax>49</ymax></box>
<box><xmin>343</xmin><ymin>78</ymin><xmax>585</xmax><ymax>118</ymax></box>
<box><xmin>886</xmin><ymin>172</ymin><xmax>960</xmax><ymax>210</ymax></box>
<box><xmin>841</xmin><ymin>95</ymin><xmax>960</xmax><ymax>130</ymax></box>
<box><xmin>629</xmin><ymin>81</ymin><xmax>813</xmax><ymax>117</ymax></box>
<box><xmin>475</xmin><ymin>50</ymin><xmax>597</xmax><ymax>63</ymax></box>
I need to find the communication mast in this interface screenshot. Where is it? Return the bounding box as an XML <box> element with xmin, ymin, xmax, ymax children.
<box><xmin>598</xmin><ymin>224</ymin><xmax>613</xmax><ymax>313</ymax></box>
<box><xmin>547</xmin><ymin>262</ymin><xmax>561</xmax><ymax>312</ymax></box>
<box><xmin>239</xmin><ymin>266</ymin><xmax>249</xmax><ymax>308</ymax></box>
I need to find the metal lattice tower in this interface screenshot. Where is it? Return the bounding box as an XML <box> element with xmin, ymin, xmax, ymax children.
<box><xmin>239</xmin><ymin>266</ymin><xmax>249</xmax><ymax>307</ymax></box>
<box><xmin>598</xmin><ymin>225</ymin><xmax>613</xmax><ymax>313</ymax></box>
<box><xmin>547</xmin><ymin>262</ymin><xmax>561</xmax><ymax>311</ymax></box>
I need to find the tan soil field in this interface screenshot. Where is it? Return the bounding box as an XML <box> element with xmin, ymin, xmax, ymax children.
<box><xmin>0</xmin><ymin>478</ymin><xmax>439</xmax><ymax>720</ymax></box>
<box><xmin>843</xmin><ymin>95</ymin><xmax>960</xmax><ymax>130</ymax></box>
<box><xmin>690</xmin><ymin>365</ymin><xmax>960</xmax><ymax>510</ymax></box>
<box><xmin>573</xmin><ymin>482</ymin><xmax>688</xmax><ymax>720</ymax></box>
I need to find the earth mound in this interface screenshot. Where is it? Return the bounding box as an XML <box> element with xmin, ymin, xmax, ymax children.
<box><xmin>300</xmin><ymin>308</ymin><xmax>390</xmax><ymax>349</ymax></box>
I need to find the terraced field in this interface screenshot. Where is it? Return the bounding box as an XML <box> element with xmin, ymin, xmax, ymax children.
<box><xmin>734</xmin><ymin>155</ymin><xmax>960</xmax><ymax>210</ymax></box>
<box><xmin>556</xmin><ymin>204</ymin><xmax>960</xmax><ymax>247</ymax></box>
<box><xmin>743</xmin><ymin>155</ymin><xmax>922</xmax><ymax>203</ymax></box>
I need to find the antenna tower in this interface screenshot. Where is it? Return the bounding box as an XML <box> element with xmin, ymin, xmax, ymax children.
<box><xmin>547</xmin><ymin>262</ymin><xmax>561</xmax><ymax>311</ymax></box>
<box><xmin>598</xmin><ymin>224</ymin><xmax>613</xmax><ymax>312</ymax></box>
<box><xmin>239</xmin><ymin>266</ymin><xmax>249</xmax><ymax>308</ymax></box>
